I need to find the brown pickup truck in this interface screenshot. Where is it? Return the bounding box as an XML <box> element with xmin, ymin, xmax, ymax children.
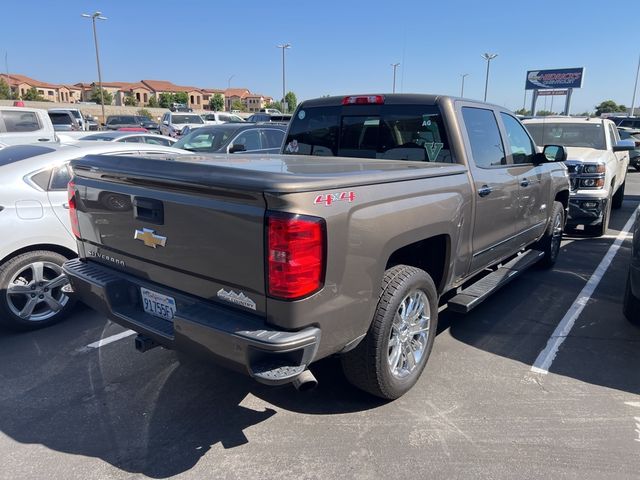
<box><xmin>64</xmin><ymin>94</ymin><xmax>570</xmax><ymax>399</ymax></box>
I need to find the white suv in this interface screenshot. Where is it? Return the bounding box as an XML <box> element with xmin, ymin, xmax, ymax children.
<box><xmin>524</xmin><ymin>117</ymin><xmax>632</xmax><ymax>235</ymax></box>
<box><xmin>0</xmin><ymin>107</ymin><xmax>56</xmax><ymax>149</ymax></box>
<box><xmin>159</xmin><ymin>112</ymin><xmax>205</xmax><ymax>137</ymax></box>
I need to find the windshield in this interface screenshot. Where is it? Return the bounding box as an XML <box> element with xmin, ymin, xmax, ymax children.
<box><xmin>107</xmin><ymin>116</ymin><xmax>137</xmax><ymax>125</ymax></box>
<box><xmin>283</xmin><ymin>105</ymin><xmax>452</xmax><ymax>162</ymax></box>
<box><xmin>525</xmin><ymin>122</ymin><xmax>606</xmax><ymax>150</ymax></box>
<box><xmin>172</xmin><ymin>115</ymin><xmax>204</xmax><ymax>125</ymax></box>
<box><xmin>174</xmin><ymin>128</ymin><xmax>232</xmax><ymax>152</ymax></box>
<box><xmin>69</xmin><ymin>111</ymin><xmax>81</xmax><ymax>119</ymax></box>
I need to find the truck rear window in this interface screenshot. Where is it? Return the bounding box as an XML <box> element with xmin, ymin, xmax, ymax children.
<box><xmin>283</xmin><ymin>105</ymin><xmax>452</xmax><ymax>162</ymax></box>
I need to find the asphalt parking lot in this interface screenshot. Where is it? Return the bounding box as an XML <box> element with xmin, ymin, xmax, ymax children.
<box><xmin>1</xmin><ymin>173</ymin><xmax>639</xmax><ymax>480</ymax></box>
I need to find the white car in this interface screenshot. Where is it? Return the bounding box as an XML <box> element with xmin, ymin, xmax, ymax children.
<box><xmin>0</xmin><ymin>106</ymin><xmax>56</xmax><ymax>148</ymax></box>
<box><xmin>524</xmin><ymin>117</ymin><xmax>633</xmax><ymax>235</ymax></box>
<box><xmin>65</xmin><ymin>131</ymin><xmax>176</xmax><ymax>146</ymax></box>
<box><xmin>201</xmin><ymin>112</ymin><xmax>246</xmax><ymax>125</ymax></box>
<box><xmin>159</xmin><ymin>112</ymin><xmax>205</xmax><ymax>138</ymax></box>
<box><xmin>0</xmin><ymin>141</ymin><xmax>188</xmax><ymax>330</ymax></box>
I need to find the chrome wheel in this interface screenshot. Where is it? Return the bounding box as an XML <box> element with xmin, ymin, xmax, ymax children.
<box><xmin>6</xmin><ymin>261</ymin><xmax>69</xmax><ymax>322</ymax></box>
<box><xmin>388</xmin><ymin>289</ymin><xmax>431</xmax><ymax>379</ymax></box>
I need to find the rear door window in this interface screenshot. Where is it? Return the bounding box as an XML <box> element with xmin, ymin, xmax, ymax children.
<box><xmin>284</xmin><ymin>105</ymin><xmax>451</xmax><ymax>162</ymax></box>
<box><xmin>462</xmin><ymin>107</ymin><xmax>507</xmax><ymax>168</ymax></box>
<box><xmin>2</xmin><ymin>110</ymin><xmax>41</xmax><ymax>132</ymax></box>
<box><xmin>261</xmin><ymin>128</ymin><xmax>285</xmax><ymax>148</ymax></box>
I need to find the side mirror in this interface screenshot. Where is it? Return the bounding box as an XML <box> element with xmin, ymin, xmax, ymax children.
<box><xmin>534</xmin><ymin>144</ymin><xmax>567</xmax><ymax>165</ymax></box>
<box><xmin>613</xmin><ymin>139</ymin><xmax>635</xmax><ymax>152</ymax></box>
<box><xmin>229</xmin><ymin>143</ymin><xmax>246</xmax><ymax>154</ymax></box>
<box><xmin>163</xmin><ymin>120</ymin><xmax>169</xmax><ymax>125</ymax></box>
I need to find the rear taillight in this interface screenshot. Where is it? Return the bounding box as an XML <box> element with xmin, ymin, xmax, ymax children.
<box><xmin>341</xmin><ymin>95</ymin><xmax>385</xmax><ymax>105</ymax></box>
<box><xmin>67</xmin><ymin>180</ymin><xmax>80</xmax><ymax>238</ymax></box>
<box><xmin>267</xmin><ymin>212</ymin><xmax>325</xmax><ymax>300</ymax></box>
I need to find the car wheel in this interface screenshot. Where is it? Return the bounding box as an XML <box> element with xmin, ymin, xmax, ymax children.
<box><xmin>623</xmin><ymin>270</ymin><xmax>640</xmax><ymax>325</ymax></box>
<box><xmin>341</xmin><ymin>265</ymin><xmax>438</xmax><ymax>400</ymax></box>
<box><xmin>0</xmin><ymin>251</ymin><xmax>76</xmax><ymax>331</ymax></box>
<box><xmin>612</xmin><ymin>181</ymin><xmax>625</xmax><ymax>209</ymax></box>
<box><xmin>536</xmin><ymin>201</ymin><xmax>564</xmax><ymax>268</ymax></box>
<box><xmin>585</xmin><ymin>194</ymin><xmax>611</xmax><ymax>237</ymax></box>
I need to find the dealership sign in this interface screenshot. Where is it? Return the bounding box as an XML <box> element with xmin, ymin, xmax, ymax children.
<box><xmin>525</xmin><ymin>68</ymin><xmax>584</xmax><ymax>90</ymax></box>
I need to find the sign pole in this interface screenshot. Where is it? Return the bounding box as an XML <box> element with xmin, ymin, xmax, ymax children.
<box><xmin>564</xmin><ymin>88</ymin><xmax>573</xmax><ymax>116</ymax></box>
<box><xmin>531</xmin><ymin>90</ymin><xmax>538</xmax><ymax>116</ymax></box>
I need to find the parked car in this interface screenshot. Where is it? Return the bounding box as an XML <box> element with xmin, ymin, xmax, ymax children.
<box><xmin>260</xmin><ymin>108</ymin><xmax>282</xmax><ymax>114</ymax></box>
<box><xmin>0</xmin><ymin>141</ymin><xmax>189</xmax><ymax>330</ymax></box>
<box><xmin>0</xmin><ymin>106</ymin><xmax>56</xmax><ymax>148</ymax></box>
<box><xmin>50</xmin><ymin>108</ymin><xmax>87</xmax><ymax>131</ymax></box>
<box><xmin>159</xmin><ymin>112</ymin><xmax>205</xmax><ymax>138</ymax></box>
<box><xmin>104</xmin><ymin>115</ymin><xmax>139</xmax><ymax>130</ymax></box>
<box><xmin>81</xmin><ymin>131</ymin><xmax>176</xmax><ymax>146</ymax></box>
<box><xmin>201</xmin><ymin>112</ymin><xmax>246</xmax><ymax>125</ymax></box>
<box><xmin>136</xmin><ymin>116</ymin><xmax>160</xmax><ymax>133</ymax></box>
<box><xmin>84</xmin><ymin>115</ymin><xmax>99</xmax><ymax>131</ymax></box>
<box><xmin>64</xmin><ymin>93</ymin><xmax>569</xmax><ymax>399</ymax></box>
<box><xmin>246</xmin><ymin>112</ymin><xmax>292</xmax><ymax>123</ymax></box>
<box><xmin>624</xmin><ymin>209</ymin><xmax>640</xmax><ymax>325</ymax></box>
<box><xmin>609</xmin><ymin>116</ymin><xmax>640</xmax><ymax>130</ymax></box>
<box><xmin>48</xmin><ymin>110</ymin><xmax>81</xmax><ymax>132</ymax></box>
<box><xmin>173</xmin><ymin>123</ymin><xmax>286</xmax><ymax>153</ymax></box>
<box><xmin>524</xmin><ymin>117</ymin><xmax>632</xmax><ymax>236</ymax></box>
<box><xmin>617</xmin><ymin>127</ymin><xmax>640</xmax><ymax>171</ymax></box>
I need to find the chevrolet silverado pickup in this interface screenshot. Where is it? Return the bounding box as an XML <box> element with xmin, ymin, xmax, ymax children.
<box><xmin>64</xmin><ymin>94</ymin><xmax>570</xmax><ymax>399</ymax></box>
<box><xmin>524</xmin><ymin>117</ymin><xmax>634</xmax><ymax>236</ymax></box>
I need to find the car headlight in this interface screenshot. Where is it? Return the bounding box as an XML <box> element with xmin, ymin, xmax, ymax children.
<box><xmin>579</xmin><ymin>177</ymin><xmax>605</xmax><ymax>188</ymax></box>
<box><xmin>582</xmin><ymin>163</ymin><xmax>606</xmax><ymax>174</ymax></box>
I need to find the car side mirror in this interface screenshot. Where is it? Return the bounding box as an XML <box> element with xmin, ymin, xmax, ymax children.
<box><xmin>613</xmin><ymin>139</ymin><xmax>635</xmax><ymax>152</ymax></box>
<box><xmin>229</xmin><ymin>143</ymin><xmax>246</xmax><ymax>154</ymax></box>
<box><xmin>163</xmin><ymin>120</ymin><xmax>169</xmax><ymax>125</ymax></box>
<box><xmin>534</xmin><ymin>144</ymin><xmax>567</xmax><ymax>165</ymax></box>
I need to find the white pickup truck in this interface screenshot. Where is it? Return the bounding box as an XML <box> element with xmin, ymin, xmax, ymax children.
<box><xmin>524</xmin><ymin>117</ymin><xmax>632</xmax><ymax>235</ymax></box>
<box><xmin>0</xmin><ymin>106</ymin><xmax>57</xmax><ymax>149</ymax></box>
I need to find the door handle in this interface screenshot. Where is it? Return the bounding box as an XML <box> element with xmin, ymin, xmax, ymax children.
<box><xmin>520</xmin><ymin>178</ymin><xmax>529</xmax><ymax>187</ymax></box>
<box><xmin>478</xmin><ymin>185</ymin><xmax>492</xmax><ymax>197</ymax></box>
<box><xmin>38</xmin><ymin>138</ymin><xmax>50</xmax><ymax>142</ymax></box>
<box><xmin>62</xmin><ymin>203</ymin><xmax>70</xmax><ymax>209</ymax></box>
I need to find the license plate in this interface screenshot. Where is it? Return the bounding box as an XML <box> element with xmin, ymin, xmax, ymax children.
<box><xmin>141</xmin><ymin>287</ymin><xmax>176</xmax><ymax>321</ymax></box>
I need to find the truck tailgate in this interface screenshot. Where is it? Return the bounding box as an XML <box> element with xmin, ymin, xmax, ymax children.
<box><xmin>71</xmin><ymin>159</ymin><xmax>267</xmax><ymax>315</ymax></box>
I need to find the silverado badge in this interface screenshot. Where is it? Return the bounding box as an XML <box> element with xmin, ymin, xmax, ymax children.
<box><xmin>134</xmin><ymin>228</ymin><xmax>167</xmax><ymax>248</ymax></box>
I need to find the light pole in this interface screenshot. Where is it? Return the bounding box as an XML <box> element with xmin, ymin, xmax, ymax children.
<box><xmin>276</xmin><ymin>43</ymin><xmax>291</xmax><ymax>112</ymax></box>
<box><xmin>460</xmin><ymin>73</ymin><xmax>469</xmax><ymax>97</ymax></box>
<box><xmin>227</xmin><ymin>74</ymin><xmax>235</xmax><ymax>89</ymax></box>
<box><xmin>81</xmin><ymin>11</ymin><xmax>107</xmax><ymax>123</ymax></box>
<box><xmin>391</xmin><ymin>63</ymin><xmax>400</xmax><ymax>93</ymax></box>
<box><xmin>481</xmin><ymin>53</ymin><xmax>498</xmax><ymax>102</ymax></box>
<box><xmin>631</xmin><ymin>54</ymin><xmax>640</xmax><ymax>117</ymax></box>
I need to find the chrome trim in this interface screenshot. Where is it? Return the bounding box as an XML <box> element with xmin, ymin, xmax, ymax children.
<box><xmin>473</xmin><ymin>221</ymin><xmax>546</xmax><ymax>258</ymax></box>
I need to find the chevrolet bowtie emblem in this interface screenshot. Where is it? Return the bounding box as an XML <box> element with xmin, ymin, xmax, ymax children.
<box><xmin>134</xmin><ymin>228</ymin><xmax>167</xmax><ymax>248</ymax></box>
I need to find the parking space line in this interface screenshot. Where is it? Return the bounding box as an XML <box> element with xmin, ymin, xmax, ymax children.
<box><xmin>85</xmin><ymin>329</ymin><xmax>136</xmax><ymax>349</ymax></box>
<box><xmin>531</xmin><ymin>206</ymin><xmax>639</xmax><ymax>375</ymax></box>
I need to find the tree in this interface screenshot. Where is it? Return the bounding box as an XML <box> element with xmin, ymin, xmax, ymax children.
<box><xmin>514</xmin><ymin>108</ymin><xmax>531</xmax><ymax>116</ymax></box>
<box><xmin>158</xmin><ymin>93</ymin><xmax>173</xmax><ymax>108</ymax></box>
<box><xmin>89</xmin><ymin>87</ymin><xmax>113</xmax><ymax>105</ymax></box>
<box><xmin>173</xmin><ymin>92</ymin><xmax>188</xmax><ymax>105</ymax></box>
<box><xmin>230</xmin><ymin>99</ymin><xmax>246</xmax><ymax>112</ymax></box>
<box><xmin>210</xmin><ymin>93</ymin><xmax>224</xmax><ymax>111</ymax></box>
<box><xmin>0</xmin><ymin>79</ymin><xmax>11</xmax><ymax>100</ymax></box>
<box><xmin>123</xmin><ymin>92</ymin><xmax>138</xmax><ymax>106</ymax></box>
<box><xmin>284</xmin><ymin>91</ymin><xmax>297</xmax><ymax>112</ymax></box>
<box><xmin>22</xmin><ymin>87</ymin><xmax>45</xmax><ymax>101</ymax></box>
<box><xmin>536</xmin><ymin>110</ymin><xmax>556</xmax><ymax>117</ymax></box>
<box><xmin>137</xmin><ymin>108</ymin><xmax>152</xmax><ymax>119</ymax></box>
<box><xmin>595</xmin><ymin>100</ymin><xmax>627</xmax><ymax>116</ymax></box>
<box><xmin>147</xmin><ymin>95</ymin><xmax>159</xmax><ymax>108</ymax></box>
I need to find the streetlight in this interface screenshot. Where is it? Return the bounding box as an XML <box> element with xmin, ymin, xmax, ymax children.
<box><xmin>391</xmin><ymin>63</ymin><xmax>400</xmax><ymax>93</ymax></box>
<box><xmin>81</xmin><ymin>11</ymin><xmax>107</xmax><ymax>123</ymax></box>
<box><xmin>460</xmin><ymin>73</ymin><xmax>470</xmax><ymax>97</ymax></box>
<box><xmin>276</xmin><ymin>43</ymin><xmax>291</xmax><ymax>112</ymax></box>
<box><xmin>227</xmin><ymin>74</ymin><xmax>235</xmax><ymax>89</ymax></box>
<box><xmin>481</xmin><ymin>53</ymin><xmax>498</xmax><ymax>102</ymax></box>
<box><xmin>631</xmin><ymin>54</ymin><xmax>640</xmax><ymax>117</ymax></box>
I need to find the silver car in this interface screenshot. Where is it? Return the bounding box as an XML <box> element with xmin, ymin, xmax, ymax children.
<box><xmin>79</xmin><ymin>131</ymin><xmax>176</xmax><ymax>146</ymax></box>
<box><xmin>0</xmin><ymin>141</ymin><xmax>188</xmax><ymax>330</ymax></box>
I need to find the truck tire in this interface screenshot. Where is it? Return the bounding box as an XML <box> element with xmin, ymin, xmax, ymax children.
<box><xmin>535</xmin><ymin>201</ymin><xmax>564</xmax><ymax>268</ymax></box>
<box><xmin>623</xmin><ymin>271</ymin><xmax>640</xmax><ymax>325</ymax></box>
<box><xmin>0</xmin><ymin>251</ymin><xmax>76</xmax><ymax>331</ymax></box>
<box><xmin>612</xmin><ymin>180</ymin><xmax>625</xmax><ymax>209</ymax></box>
<box><xmin>341</xmin><ymin>265</ymin><xmax>438</xmax><ymax>400</ymax></box>
<box><xmin>585</xmin><ymin>194</ymin><xmax>611</xmax><ymax>237</ymax></box>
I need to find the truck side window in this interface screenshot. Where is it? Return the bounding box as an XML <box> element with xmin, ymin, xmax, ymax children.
<box><xmin>462</xmin><ymin>107</ymin><xmax>506</xmax><ymax>168</ymax></box>
<box><xmin>500</xmin><ymin>113</ymin><xmax>534</xmax><ymax>164</ymax></box>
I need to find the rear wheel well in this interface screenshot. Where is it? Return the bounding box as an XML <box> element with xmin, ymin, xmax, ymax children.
<box><xmin>0</xmin><ymin>244</ymin><xmax>76</xmax><ymax>266</ymax></box>
<box><xmin>385</xmin><ymin>235</ymin><xmax>449</xmax><ymax>293</ymax></box>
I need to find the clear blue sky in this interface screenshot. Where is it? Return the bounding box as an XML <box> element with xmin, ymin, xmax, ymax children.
<box><xmin>1</xmin><ymin>0</ymin><xmax>637</xmax><ymax>113</ymax></box>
